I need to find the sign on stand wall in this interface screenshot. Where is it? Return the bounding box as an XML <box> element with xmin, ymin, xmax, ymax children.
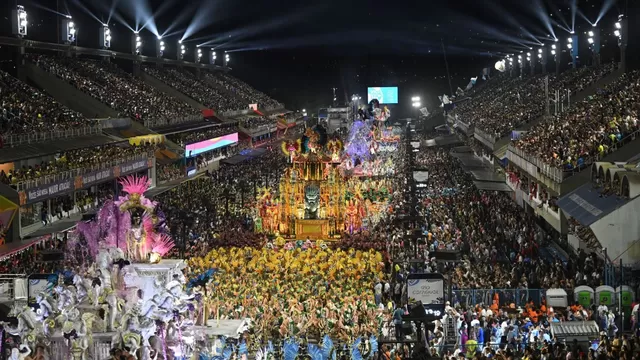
<box><xmin>406</xmin><ymin>273</ymin><xmax>445</xmax><ymax>318</ymax></box>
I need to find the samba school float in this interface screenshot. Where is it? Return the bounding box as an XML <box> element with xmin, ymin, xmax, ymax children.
<box><xmin>2</xmin><ymin>175</ymin><xmax>252</xmax><ymax>360</ymax></box>
<box><xmin>253</xmin><ymin>98</ymin><xmax>400</xmax><ymax>238</ymax></box>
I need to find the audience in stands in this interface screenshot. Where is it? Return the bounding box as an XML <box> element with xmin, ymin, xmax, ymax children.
<box><xmin>409</xmin><ymin>148</ymin><xmax>604</xmax><ymax>290</ymax></box>
<box><xmin>0</xmin><ymin>142</ymin><xmax>155</xmax><ymax>186</ymax></box>
<box><xmin>515</xmin><ymin>70</ymin><xmax>640</xmax><ymax>170</ymax></box>
<box><xmin>456</xmin><ymin>63</ymin><xmax>617</xmax><ymax>139</ymax></box>
<box><xmin>30</xmin><ymin>55</ymin><xmax>200</xmax><ymax>127</ymax></box>
<box><xmin>143</xmin><ymin>67</ymin><xmax>246</xmax><ymax>113</ymax></box>
<box><xmin>206</xmin><ymin>72</ymin><xmax>282</xmax><ymax>110</ymax></box>
<box><xmin>237</xmin><ymin>115</ymin><xmax>274</xmax><ymax>131</ymax></box>
<box><xmin>0</xmin><ymin>71</ymin><xmax>97</xmax><ymax>141</ymax></box>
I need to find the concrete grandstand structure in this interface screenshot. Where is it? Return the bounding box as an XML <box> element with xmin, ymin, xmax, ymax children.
<box><xmin>0</xmin><ymin>40</ymin><xmax>297</xmax><ymax>249</ymax></box>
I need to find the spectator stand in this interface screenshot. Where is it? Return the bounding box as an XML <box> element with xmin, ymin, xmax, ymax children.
<box><xmin>0</xmin><ymin>70</ymin><xmax>104</xmax><ymax>148</ymax></box>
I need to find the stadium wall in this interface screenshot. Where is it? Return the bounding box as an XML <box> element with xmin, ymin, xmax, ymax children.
<box><xmin>24</xmin><ymin>62</ymin><xmax>120</xmax><ymax>119</ymax></box>
<box><xmin>590</xmin><ymin>196</ymin><xmax>640</xmax><ymax>265</ymax></box>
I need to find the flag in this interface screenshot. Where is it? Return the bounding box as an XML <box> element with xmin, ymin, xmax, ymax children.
<box><xmin>419</xmin><ymin>107</ymin><xmax>430</xmax><ymax>117</ymax></box>
<box><xmin>456</xmin><ymin>87</ymin><xmax>464</xmax><ymax>97</ymax></box>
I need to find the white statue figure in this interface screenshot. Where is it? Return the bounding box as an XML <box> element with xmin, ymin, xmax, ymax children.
<box><xmin>122</xmin><ymin>332</ymin><xmax>142</xmax><ymax>360</ymax></box>
<box><xmin>9</xmin><ymin>345</ymin><xmax>31</xmax><ymax>360</ymax></box>
<box><xmin>92</xmin><ymin>270</ymin><xmax>104</xmax><ymax>308</ymax></box>
<box><xmin>96</xmin><ymin>250</ymin><xmax>114</xmax><ymax>290</ymax></box>
<box><xmin>4</xmin><ymin>304</ymin><xmax>40</xmax><ymax>347</ymax></box>
<box><xmin>105</xmin><ymin>293</ymin><xmax>124</xmax><ymax>332</ymax></box>
<box><xmin>73</xmin><ymin>274</ymin><xmax>91</xmax><ymax>304</ymax></box>
<box><xmin>54</xmin><ymin>285</ymin><xmax>77</xmax><ymax>312</ymax></box>
<box><xmin>35</xmin><ymin>292</ymin><xmax>56</xmax><ymax>321</ymax></box>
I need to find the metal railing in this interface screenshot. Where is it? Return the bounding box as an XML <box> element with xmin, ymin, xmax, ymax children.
<box><xmin>3</xmin><ymin>124</ymin><xmax>103</xmax><ymax>148</ymax></box>
<box><xmin>474</xmin><ymin>127</ymin><xmax>498</xmax><ymax>146</ymax></box>
<box><xmin>12</xmin><ymin>152</ymin><xmax>154</xmax><ymax>191</ymax></box>
<box><xmin>508</xmin><ymin>127</ymin><xmax>640</xmax><ymax>184</ymax></box>
<box><xmin>144</xmin><ymin>114</ymin><xmax>203</xmax><ymax>128</ymax></box>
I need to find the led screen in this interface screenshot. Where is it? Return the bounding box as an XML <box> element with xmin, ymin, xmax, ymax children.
<box><xmin>367</xmin><ymin>87</ymin><xmax>398</xmax><ymax>104</ymax></box>
<box><xmin>186</xmin><ymin>132</ymin><xmax>238</xmax><ymax>157</ymax></box>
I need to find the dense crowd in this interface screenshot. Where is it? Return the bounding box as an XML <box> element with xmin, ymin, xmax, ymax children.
<box><xmin>237</xmin><ymin>115</ymin><xmax>275</xmax><ymax>130</ymax></box>
<box><xmin>0</xmin><ymin>142</ymin><xmax>155</xmax><ymax>186</ymax></box>
<box><xmin>206</xmin><ymin>72</ymin><xmax>282</xmax><ymax>110</ymax></box>
<box><xmin>30</xmin><ymin>55</ymin><xmax>200</xmax><ymax>126</ymax></box>
<box><xmin>515</xmin><ymin>70</ymin><xmax>640</xmax><ymax>170</ymax></box>
<box><xmin>411</xmin><ymin>148</ymin><xmax>605</xmax><ymax>290</ymax></box>
<box><xmin>456</xmin><ymin>63</ymin><xmax>617</xmax><ymax>138</ymax></box>
<box><xmin>0</xmin><ymin>70</ymin><xmax>97</xmax><ymax>139</ymax></box>
<box><xmin>143</xmin><ymin>67</ymin><xmax>246</xmax><ymax>113</ymax></box>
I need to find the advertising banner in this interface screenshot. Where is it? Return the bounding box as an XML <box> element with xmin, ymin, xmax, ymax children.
<box><xmin>406</xmin><ymin>273</ymin><xmax>445</xmax><ymax>318</ymax></box>
<box><xmin>186</xmin><ymin>132</ymin><xmax>239</xmax><ymax>157</ymax></box>
<box><xmin>19</xmin><ymin>158</ymin><xmax>153</xmax><ymax>205</ymax></box>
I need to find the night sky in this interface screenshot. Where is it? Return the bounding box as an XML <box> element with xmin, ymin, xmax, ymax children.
<box><xmin>0</xmin><ymin>0</ymin><xmax>632</xmax><ymax>117</ymax></box>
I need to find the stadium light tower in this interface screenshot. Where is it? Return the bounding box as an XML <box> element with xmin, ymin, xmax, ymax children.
<box><xmin>224</xmin><ymin>52</ymin><xmax>230</xmax><ymax>68</ymax></box>
<box><xmin>550</xmin><ymin>44</ymin><xmax>560</xmax><ymax>75</ymax></box>
<box><xmin>211</xmin><ymin>50</ymin><xmax>217</xmax><ymax>65</ymax></box>
<box><xmin>178</xmin><ymin>40</ymin><xmax>186</xmax><ymax>60</ymax></box>
<box><xmin>12</xmin><ymin>5</ymin><xmax>28</xmax><ymax>38</ymax></box>
<box><xmin>132</xmin><ymin>32</ymin><xmax>142</xmax><ymax>55</ymax></box>
<box><xmin>538</xmin><ymin>48</ymin><xmax>547</xmax><ymax>75</ymax></box>
<box><xmin>586</xmin><ymin>28</ymin><xmax>600</xmax><ymax>66</ymax></box>
<box><xmin>195</xmin><ymin>48</ymin><xmax>203</xmax><ymax>64</ymax></box>
<box><xmin>517</xmin><ymin>54</ymin><xmax>523</xmax><ymax>77</ymax></box>
<box><xmin>615</xmin><ymin>14</ymin><xmax>627</xmax><ymax>72</ymax></box>
<box><xmin>100</xmin><ymin>24</ymin><xmax>111</xmax><ymax>49</ymax></box>
<box><xmin>567</xmin><ymin>36</ymin><xmax>577</xmax><ymax>69</ymax></box>
<box><xmin>526</xmin><ymin>52</ymin><xmax>533</xmax><ymax>75</ymax></box>
<box><xmin>61</xmin><ymin>17</ymin><xmax>76</xmax><ymax>44</ymax></box>
<box><xmin>156</xmin><ymin>35</ymin><xmax>165</xmax><ymax>58</ymax></box>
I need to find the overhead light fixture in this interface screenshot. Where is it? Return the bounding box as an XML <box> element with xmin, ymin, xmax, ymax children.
<box><xmin>615</xmin><ymin>22</ymin><xmax>621</xmax><ymax>29</ymax></box>
<box><xmin>588</xmin><ymin>31</ymin><xmax>594</xmax><ymax>37</ymax></box>
<box><xmin>13</xmin><ymin>5</ymin><xmax>28</xmax><ymax>37</ymax></box>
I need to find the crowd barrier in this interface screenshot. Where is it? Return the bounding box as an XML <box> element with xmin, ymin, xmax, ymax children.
<box><xmin>13</xmin><ymin>152</ymin><xmax>154</xmax><ymax>191</ymax></box>
<box><xmin>449</xmin><ymin>286</ymin><xmax>636</xmax><ymax>310</ymax></box>
<box><xmin>508</xmin><ymin>127</ymin><xmax>640</xmax><ymax>184</ymax></box>
<box><xmin>3</xmin><ymin>124</ymin><xmax>103</xmax><ymax>148</ymax></box>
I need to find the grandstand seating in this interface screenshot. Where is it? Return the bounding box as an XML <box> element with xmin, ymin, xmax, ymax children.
<box><xmin>205</xmin><ymin>72</ymin><xmax>282</xmax><ymax>110</ymax></box>
<box><xmin>143</xmin><ymin>67</ymin><xmax>246</xmax><ymax>114</ymax></box>
<box><xmin>29</xmin><ymin>55</ymin><xmax>201</xmax><ymax>128</ymax></box>
<box><xmin>0</xmin><ymin>70</ymin><xmax>100</xmax><ymax>147</ymax></box>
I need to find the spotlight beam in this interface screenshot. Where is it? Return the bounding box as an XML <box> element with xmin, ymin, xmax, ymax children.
<box><xmin>68</xmin><ymin>0</ymin><xmax>103</xmax><ymax>24</ymax></box>
<box><xmin>190</xmin><ymin>3</ymin><xmax>326</xmax><ymax>45</ymax></box>
<box><xmin>595</xmin><ymin>0</ymin><xmax>617</xmax><ymax>25</ymax></box>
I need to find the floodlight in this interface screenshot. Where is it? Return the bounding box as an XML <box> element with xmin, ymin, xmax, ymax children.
<box><xmin>19</xmin><ymin>12</ymin><xmax>26</xmax><ymax>19</ymax></box>
<box><xmin>302</xmin><ymin>109</ymin><xmax>306</xmax><ymax>112</ymax></box>
<box><xmin>181</xmin><ymin>45</ymin><xmax>185</xmax><ymax>50</ymax></box>
<box><xmin>411</xmin><ymin>96</ymin><xmax>420</xmax><ymax>102</ymax></box>
<box><xmin>567</xmin><ymin>43</ymin><xmax>572</xmax><ymax>49</ymax></box>
<box><xmin>136</xmin><ymin>36</ymin><xmax>141</xmax><ymax>42</ymax></box>
<box><xmin>63</xmin><ymin>17</ymin><xmax>76</xmax><ymax>43</ymax></box>
<box><xmin>568</xmin><ymin>37</ymin><xmax>573</xmax><ymax>43</ymax></box>
<box><xmin>551</xmin><ymin>44</ymin><xmax>556</xmax><ymax>50</ymax></box>
<box><xmin>160</xmin><ymin>46</ymin><xmax>165</xmax><ymax>51</ymax></box>
<box><xmin>181</xmin><ymin>49</ymin><xmax>186</xmax><ymax>54</ymax></box>
<box><xmin>538</xmin><ymin>49</ymin><xmax>542</xmax><ymax>54</ymax></box>
<box><xmin>157</xmin><ymin>35</ymin><xmax>162</xmax><ymax>40</ymax></box>
<box><xmin>614</xmin><ymin>30</ymin><xmax>621</xmax><ymax>37</ymax></box>
<box><xmin>551</xmin><ymin>50</ymin><xmax>556</xmax><ymax>55</ymax></box>
<box><xmin>587</xmin><ymin>38</ymin><xmax>594</xmax><ymax>44</ymax></box>
<box><xmin>588</xmin><ymin>31</ymin><xmax>594</xmax><ymax>37</ymax></box>
<box><xmin>136</xmin><ymin>41</ymin><xmax>142</xmax><ymax>47</ymax></box>
<box><xmin>517</xmin><ymin>55</ymin><xmax>521</xmax><ymax>59</ymax></box>
<box><xmin>101</xmin><ymin>25</ymin><xmax>111</xmax><ymax>48</ymax></box>
<box><xmin>160</xmin><ymin>41</ymin><xmax>164</xmax><ymax>46</ymax></box>
<box><xmin>179</xmin><ymin>40</ymin><xmax>183</xmax><ymax>44</ymax></box>
<box><xmin>615</xmin><ymin>22</ymin><xmax>621</xmax><ymax>29</ymax></box>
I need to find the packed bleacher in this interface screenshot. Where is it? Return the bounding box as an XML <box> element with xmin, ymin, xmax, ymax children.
<box><xmin>143</xmin><ymin>67</ymin><xmax>246</xmax><ymax>113</ymax></box>
<box><xmin>456</xmin><ymin>63</ymin><xmax>618</xmax><ymax>138</ymax></box>
<box><xmin>0</xmin><ymin>142</ymin><xmax>155</xmax><ymax>187</ymax></box>
<box><xmin>29</xmin><ymin>55</ymin><xmax>200</xmax><ymax>126</ymax></box>
<box><xmin>236</xmin><ymin>115</ymin><xmax>275</xmax><ymax>131</ymax></box>
<box><xmin>514</xmin><ymin>70</ymin><xmax>640</xmax><ymax>170</ymax></box>
<box><xmin>0</xmin><ymin>70</ymin><xmax>98</xmax><ymax>140</ymax></box>
<box><xmin>411</xmin><ymin>148</ymin><xmax>605</xmax><ymax>290</ymax></box>
<box><xmin>206</xmin><ymin>72</ymin><xmax>282</xmax><ymax>109</ymax></box>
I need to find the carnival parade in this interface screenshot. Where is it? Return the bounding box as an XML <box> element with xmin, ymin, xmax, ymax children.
<box><xmin>0</xmin><ymin>1</ymin><xmax>638</xmax><ymax>359</ymax></box>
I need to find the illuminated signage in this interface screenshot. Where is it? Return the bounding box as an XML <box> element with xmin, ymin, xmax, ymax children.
<box><xmin>185</xmin><ymin>132</ymin><xmax>239</xmax><ymax>157</ymax></box>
